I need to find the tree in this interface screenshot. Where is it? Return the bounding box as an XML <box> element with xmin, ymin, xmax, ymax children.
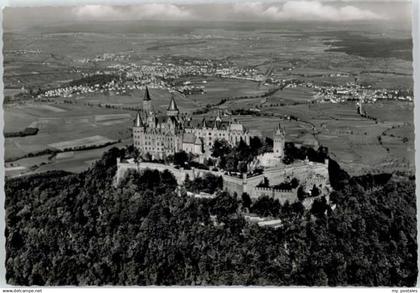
<box><xmin>236</xmin><ymin>139</ymin><xmax>252</xmax><ymax>162</ymax></box>
<box><xmin>143</xmin><ymin>152</ymin><xmax>152</xmax><ymax>162</ymax></box>
<box><xmin>5</xmin><ymin>147</ymin><xmax>417</xmax><ymax>287</ymax></box>
<box><xmin>249</xmin><ymin>136</ymin><xmax>263</xmax><ymax>156</ymax></box>
<box><xmin>210</xmin><ymin>192</ymin><xmax>238</xmax><ymax>219</ymax></box>
<box><xmin>237</xmin><ymin>161</ymin><xmax>248</xmax><ymax>173</ymax></box>
<box><xmin>225</xmin><ymin>157</ymin><xmax>237</xmax><ymax>173</ymax></box>
<box><xmin>290</xmin><ymin>178</ymin><xmax>299</xmax><ymax>189</ymax></box>
<box><xmin>297</xmin><ymin>186</ymin><xmax>307</xmax><ymax>201</ymax></box>
<box><xmin>311</xmin><ymin>185</ymin><xmax>320</xmax><ymax>197</ymax></box>
<box><xmin>262</xmin><ymin>137</ymin><xmax>273</xmax><ymax>153</ymax></box>
<box><xmin>211</xmin><ymin>139</ymin><xmax>232</xmax><ymax>158</ymax></box>
<box><xmin>310</xmin><ymin>196</ymin><xmax>328</xmax><ymax>218</ymax></box>
<box><xmin>174</xmin><ymin>151</ymin><xmax>189</xmax><ymax>166</ymax></box>
<box><xmin>250</xmin><ymin>196</ymin><xmax>280</xmax><ymax>217</ymax></box>
<box><xmin>241</xmin><ymin>193</ymin><xmax>252</xmax><ymax>210</ymax></box>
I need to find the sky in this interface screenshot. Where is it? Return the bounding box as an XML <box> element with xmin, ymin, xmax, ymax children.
<box><xmin>3</xmin><ymin>1</ymin><xmax>413</xmax><ymax>29</ymax></box>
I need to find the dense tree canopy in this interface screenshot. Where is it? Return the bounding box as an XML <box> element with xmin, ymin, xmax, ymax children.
<box><xmin>211</xmin><ymin>137</ymin><xmax>271</xmax><ymax>173</ymax></box>
<box><xmin>5</xmin><ymin>148</ymin><xmax>417</xmax><ymax>286</ymax></box>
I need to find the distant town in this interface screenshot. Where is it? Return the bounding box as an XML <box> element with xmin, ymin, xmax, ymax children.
<box><xmin>9</xmin><ymin>52</ymin><xmax>413</xmax><ymax>105</ymax></box>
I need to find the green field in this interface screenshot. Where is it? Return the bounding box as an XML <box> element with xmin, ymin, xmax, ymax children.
<box><xmin>4</xmin><ymin>102</ymin><xmax>133</xmax><ymax>161</ymax></box>
<box><xmin>5</xmin><ymin>142</ymin><xmax>128</xmax><ymax>177</ymax></box>
<box><xmin>182</xmin><ymin>77</ymin><xmax>268</xmax><ymax>105</ymax></box>
<box><xmin>197</xmin><ymin>99</ymin><xmax>414</xmax><ymax>175</ymax></box>
<box><xmin>75</xmin><ymin>88</ymin><xmax>200</xmax><ymax>113</ymax></box>
<box><xmin>267</xmin><ymin>86</ymin><xmax>316</xmax><ymax>105</ymax></box>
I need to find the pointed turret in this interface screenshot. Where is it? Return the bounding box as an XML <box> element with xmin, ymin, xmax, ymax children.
<box><xmin>143</xmin><ymin>86</ymin><xmax>152</xmax><ymax>113</ymax></box>
<box><xmin>134</xmin><ymin>111</ymin><xmax>143</xmax><ymax>127</ymax></box>
<box><xmin>167</xmin><ymin>95</ymin><xmax>179</xmax><ymax>117</ymax></box>
<box><xmin>144</xmin><ymin>86</ymin><xmax>151</xmax><ymax>101</ymax></box>
<box><xmin>202</xmin><ymin>118</ymin><xmax>208</xmax><ymax>129</ymax></box>
<box><xmin>275</xmin><ymin>122</ymin><xmax>285</xmax><ymax>136</ymax></box>
<box><xmin>133</xmin><ymin>111</ymin><xmax>144</xmax><ymax>150</ymax></box>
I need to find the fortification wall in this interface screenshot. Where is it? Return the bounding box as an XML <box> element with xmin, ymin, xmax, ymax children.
<box><xmin>252</xmin><ymin>187</ymin><xmax>296</xmax><ymax>204</ymax></box>
<box><xmin>263</xmin><ymin>160</ymin><xmax>329</xmax><ymax>187</ymax></box>
<box><xmin>115</xmin><ymin>158</ymin><xmax>329</xmax><ymax>204</ymax></box>
<box><xmin>222</xmin><ymin>174</ymin><xmax>245</xmax><ymax>196</ymax></box>
<box><xmin>115</xmin><ymin>161</ymin><xmax>140</xmax><ymax>186</ymax></box>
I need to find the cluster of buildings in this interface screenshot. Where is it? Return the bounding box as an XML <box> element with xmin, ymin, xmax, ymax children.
<box><xmin>118</xmin><ymin>87</ymin><xmax>331</xmax><ymax>208</ymax></box>
<box><xmin>77</xmin><ymin>53</ymin><xmax>130</xmax><ymax>63</ymax></box>
<box><xmin>313</xmin><ymin>83</ymin><xmax>413</xmax><ymax>103</ymax></box>
<box><xmin>132</xmin><ymin>87</ymin><xmax>261</xmax><ymax>159</ymax></box>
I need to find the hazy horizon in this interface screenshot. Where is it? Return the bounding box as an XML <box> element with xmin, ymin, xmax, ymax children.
<box><xmin>4</xmin><ymin>1</ymin><xmax>412</xmax><ymax>32</ymax></box>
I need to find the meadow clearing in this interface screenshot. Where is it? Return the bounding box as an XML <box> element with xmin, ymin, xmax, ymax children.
<box><xmin>4</xmin><ymin>102</ymin><xmax>133</xmax><ymax>161</ymax></box>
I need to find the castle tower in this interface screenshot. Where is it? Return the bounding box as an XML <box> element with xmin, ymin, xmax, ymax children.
<box><xmin>273</xmin><ymin>123</ymin><xmax>285</xmax><ymax>157</ymax></box>
<box><xmin>133</xmin><ymin>111</ymin><xmax>145</xmax><ymax>150</ymax></box>
<box><xmin>143</xmin><ymin>86</ymin><xmax>152</xmax><ymax>113</ymax></box>
<box><xmin>167</xmin><ymin>95</ymin><xmax>179</xmax><ymax>117</ymax></box>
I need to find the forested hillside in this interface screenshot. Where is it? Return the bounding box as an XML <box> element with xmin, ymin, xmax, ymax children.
<box><xmin>5</xmin><ymin>148</ymin><xmax>417</xmax><ymax>286</ymax></box>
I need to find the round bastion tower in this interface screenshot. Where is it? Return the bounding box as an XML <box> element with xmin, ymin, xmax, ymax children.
<box><xmin>273</xmin><ymin>123</ymin><xmax>285</xmax><ymax>158</ymax></box>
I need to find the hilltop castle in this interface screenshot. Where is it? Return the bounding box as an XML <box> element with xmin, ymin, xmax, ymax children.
<box><xmin>133</xmin><ymin>87</ymin><xmax>263</xmax><ymax>159</ymax></box>
<box><xmin>120</xmin><ymin>88</ymin><xmax>331</xmax><ymax>204</ymax></box>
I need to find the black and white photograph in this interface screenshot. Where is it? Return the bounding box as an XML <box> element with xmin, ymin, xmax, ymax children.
<box><xmin>2</xmin><ymin>0</ymin><xmax>418</xmax><ymax>287</ymax></box>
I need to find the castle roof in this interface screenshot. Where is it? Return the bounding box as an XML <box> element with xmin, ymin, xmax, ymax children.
<box><xmin>194</xmin><ymin>136</ymin><xmax>202</xmax><ymax>145</ymax></box>
<box><xmin>144</xmin><ymin>86</ymin><xmax>151</xmax><ymax>101</ymax></box>
<box><xmin>184</xmin><ymin>118</ymin><xmax>232</xmax><ymax>130</ymax></box>
<box><xmin>202</xmin><ymin>118</ymin><xmax>207</xmax><ymax>128</ymax></box>
<box><xmin>134</xmin><ymin>111</ymin><xmax>143</xmax><ymax>127</ymax></box>
<box><xmin>167</xmin><ymin>96</ymin><xmax>179</xmax><ymax>111</ymax></box>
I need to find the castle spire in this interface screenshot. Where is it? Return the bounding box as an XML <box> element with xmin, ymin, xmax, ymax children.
<box><xmin>144</xmin><ymin>86</ymin><xmax>151</xmax><ymax>101</ymax></box>
<box><xmin>167</xmin><ymin>95</ymin><xmax>179</xmax><ymax>117</ymax></box>
<box><xmin>275</xmin><ymin>122</ymin><xmax>285</xmax><ymax>136</ymax></box>
<box><xmin>143</xmin><ymin>86</ymin><xmax>153</xmax><ymax>113</ymax></box>
<box><xmin>167</xmin><ymin>95</ymin><xmax>179</xmax><ymax>111</ymax></box>
<box><xmin>134</xmin><ymin>111</ymin><xmax>143</xmax><ymax>127</ymax></box>
<box><xmin>200</xmin><ymin>118</ymin><xmax>207</xmax><ymax>129</ymax></box>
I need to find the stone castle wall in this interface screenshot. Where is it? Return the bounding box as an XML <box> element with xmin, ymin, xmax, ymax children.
<box><xmin>116</xmin><ymin>159</ymin><xmax>203</xmax><ymax>186</ymax></box>
<box><xmin>115</xmin><ymin>158</ymin><xmax>329</xmax><ymax>204</ymax></box>
<box><xmin>253</xmin><ymin>187</ymin><xmax>297</xmax><ymax>204</ymax></box>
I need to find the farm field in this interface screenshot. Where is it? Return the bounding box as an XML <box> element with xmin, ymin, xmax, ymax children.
<box><xmin>4</xmin><ymin>102</ymin><xmax>133</xmax><ymax>161</ymax></box>
<box><xmin>5</xmin><ymin>141</ymin><xmax>129</xmax><ymax>177</ymax></box>
<box><xmin>48</xmin><ymin>135</ymin><xmax>115</xmax><ymax>151</ymax></box>
<box><xmin>4</xmin><ymin>94</ymin><xmax>413</xmax><ymax>176</ymax></box>
<box><xmin>254</xmin><ymin>101</ymin><xmax>413</xmax><ymax>175</ymax></box>
<box><xmin>74</xmin><ymin>88</ymin><xmax>200</xmax><ymax>113</ymax></box>
<box><xmin>181</xmin><ymin>77</ymin><xmax>268</xmax><ymax>105</ymax></box>
<box><xmin>266</xmin><ymin>86</ymin><xmax>316</xmax><ymax>105</ymax></box>
<box><xmin>363</xmin><ymin>101</ymin><xmax>414</xmax><ymax>123</ymax></box>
